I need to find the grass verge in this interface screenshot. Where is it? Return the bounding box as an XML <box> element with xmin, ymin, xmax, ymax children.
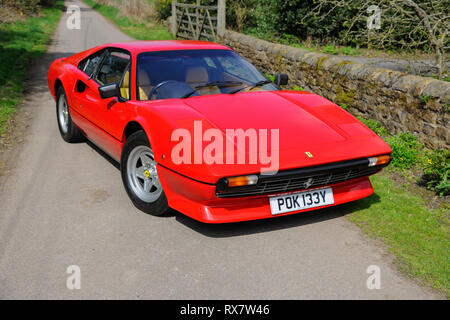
<box><xmin>347</xmin><ymin>171</ymin><xmax>449</xmax><ymax>297</ymax></box>
<box><xmin>82</xmin><ymin>0</ymin><xmax>174</xmax><ymax>40</ymax></box>
<box><xmin>0</xmin><ymin>1</ymin><xmax>64</xmax><ymax>138</ymax></box>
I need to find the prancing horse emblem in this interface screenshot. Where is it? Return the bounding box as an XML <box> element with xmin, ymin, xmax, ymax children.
<box><xmin>304</xmin><ymin>177</ymin><xmax>314</xmax><ymax>189</ymax></box>
<box><xmin>305</xmin><ymin>151</ymin><xmax>314</xmax><ymax>158</ymax></box>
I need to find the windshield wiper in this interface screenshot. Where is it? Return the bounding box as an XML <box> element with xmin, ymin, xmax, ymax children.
<box><xmin>229</xmin><ymin>79</ymin><xmax>273</xmax><ymax>94</ymax></box>
<box><xmin>182</xmin><ymin>81</ymin><xmax>246</xmax><ymax>98</ymax></box>
<box><xmin>182</xmin><ymin>89</ymin><xmax>198</xmax><ymax>99</ymax></box>
<box><xmin>195</xmin><ymin>80</ymin><xmax>243</xmax><ymax>89</ymax></box>
<box><xmin>182</xmin><ymin>81</ymin><xmax>242</xmax><ymax>99</ymax></box>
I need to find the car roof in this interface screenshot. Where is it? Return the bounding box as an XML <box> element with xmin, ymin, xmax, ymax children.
<box><xmin>65</xmin><ymin>40</ymin><xmax>233</xmax><ymax>66</ymax></box>
<box><xmin>101</xmin><ymin>40</ymin><xmax>232</xmax><ymax>55</ymax></box>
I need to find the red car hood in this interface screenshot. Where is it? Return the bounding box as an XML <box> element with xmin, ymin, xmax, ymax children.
<box><xmin>163</xmin><ymin>91</ymin><xmax>391</xmax><ymax>183</ymax></box>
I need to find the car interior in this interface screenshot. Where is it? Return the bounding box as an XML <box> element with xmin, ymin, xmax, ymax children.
<box><xmin>136</xmin><ymin>60</ymin><xmax>247</xmax><ymax>100</ymax></box>
<box><xmin>79</xmin><ymin>49</ymin><xmax>272</xmax><ymax>101</ymax></box>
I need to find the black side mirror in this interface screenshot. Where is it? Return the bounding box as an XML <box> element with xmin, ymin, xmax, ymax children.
<box><xmin>274</xmin><ymin>73</ymin><xmax>288</xmax><ymax>86</ymax></box>
<box><xmin>99</xmin><ymin>83</ymin><xmax>119</xmax><ymax>99</ymax></box>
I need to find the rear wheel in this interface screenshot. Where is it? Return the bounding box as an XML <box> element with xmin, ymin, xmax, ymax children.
<box><xmin>56</xmin><ymin>87</ymin><xmax>84</xmax><ymax>142</ymax></box>
<box><xmin>121</xmin><ymin>130</ymin><xmax>170</xmax><ymax>216</ymax></box>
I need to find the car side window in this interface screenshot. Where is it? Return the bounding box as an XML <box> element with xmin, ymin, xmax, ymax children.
<box><xmin>95</xmin><ymin>50</ymin><xmax>131</xmax><ymax>86</ymax></box>
<box><xmin>78</xmin><ymin>50</ymin><xmax>104</xmax><ymax>77</ymax></box>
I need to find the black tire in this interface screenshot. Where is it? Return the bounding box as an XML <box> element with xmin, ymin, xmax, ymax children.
<box><xmin>121</xmin><ymin>130</ymin><xmax>170</xmax><ymax>216</ymax></box>
<box><xmin>56</xmin><ymin>86</ymin><xmax>84</xmax><ymax>143</ymax></box>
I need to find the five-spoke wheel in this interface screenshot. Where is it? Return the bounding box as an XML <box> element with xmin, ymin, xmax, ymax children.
<box><xmin>126</xmin><ymin>145</ymin><xmax>163</xmax><ymax>203</ymax></box>
<box><xmin>121</xmin><ymin>130</ymin><xmax>169</xmax><ymax>216</ymax></box>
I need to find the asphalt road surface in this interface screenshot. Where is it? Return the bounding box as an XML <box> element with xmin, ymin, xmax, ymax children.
<box><xmin>0</xmin><ymin>0</ymin><xmax>442</xmax><ymax>299</ymax></box>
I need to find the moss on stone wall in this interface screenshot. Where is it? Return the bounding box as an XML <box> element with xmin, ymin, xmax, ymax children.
<box><xmin>316</xmin><ymin>56</ymin><xmax>328</xmax><ymax>71</ymax></box>
<box><xmin>336</xmin><ymin>86</ymin><xmax>356</xmax><ymax>108</ymax></box>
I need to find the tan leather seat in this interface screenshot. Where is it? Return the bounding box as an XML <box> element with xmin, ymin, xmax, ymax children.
<box><xmin>185</xmin><ymin>66</ymin><xmax>221</xmax><ymax>96</ymax></box>
<box><xmin>138</xmin><ymin>69</ymin><xmax>153</xmax><ymax>100</ymax></box>
<box><xmin>120</xmin><ymin>69</ymin><xmax>130</xmax><ymax>99</ymax></box>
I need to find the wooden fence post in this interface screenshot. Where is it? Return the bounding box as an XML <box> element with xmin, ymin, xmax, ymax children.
<box><xmin>171</xmin><ymin>0</ymin><xmax>177</xmax><ymax>36</ymax></box>
<box><xmin>217</xmin><ymin>0</ymin><xmax>226</xmax><ymax>34</ymax></box>
<box><xmin>196</xmin><ymin>0</ymin><xmax>200</xmax><ymax>38</ymax></box>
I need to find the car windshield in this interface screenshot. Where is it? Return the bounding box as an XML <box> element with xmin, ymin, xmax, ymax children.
<box><xmin>136</xmin><ymin>49</ymin><xmax>277</xmax><ymax>100</ymax></box>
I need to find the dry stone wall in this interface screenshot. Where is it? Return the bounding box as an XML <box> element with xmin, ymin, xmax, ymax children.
<box><xmin>218</xmin><ymin>30</ymin><xmax>449</xmax><ymax>148</ymax></box>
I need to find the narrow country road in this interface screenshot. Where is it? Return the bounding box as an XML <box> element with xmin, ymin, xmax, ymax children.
<box><xmin>0</xmin><ymin>0</ymin><xmax>442</xmax><ymax>299</ymax></box>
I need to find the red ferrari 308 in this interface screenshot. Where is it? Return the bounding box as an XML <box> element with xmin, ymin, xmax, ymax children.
<box><xmin>48</xmin><ymin>40</ymin><xmax>391</xmax><ymax>223</ymax></box>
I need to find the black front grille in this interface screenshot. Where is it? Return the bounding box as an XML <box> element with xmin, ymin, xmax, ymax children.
<box><xmin>216</xmin><ymin>157</ymin><xmax>388</xmax><ymax>198</ymax></box>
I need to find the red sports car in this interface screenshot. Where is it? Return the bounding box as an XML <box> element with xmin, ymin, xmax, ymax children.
<box><xmin>48</xmin><ymin>40</ymin><xmax>391</xmax><ymax>223</ymax></box>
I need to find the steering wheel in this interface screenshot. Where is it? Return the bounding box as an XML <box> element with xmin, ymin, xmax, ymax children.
<box><xmin>148</xmin><ymin>80</ymin><xmax>198</xmax><ymax>100</ymax></box>
<box><xmin>148</xmin><ymin>80</ymin><xmax>182</xmax><ymax>100</ymax></box>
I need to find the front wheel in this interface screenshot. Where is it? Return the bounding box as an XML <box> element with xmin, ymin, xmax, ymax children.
<box><xmin>121</xmin><ymin>130</ymin><xmax>170</xmax><ymax>216</ymax></box>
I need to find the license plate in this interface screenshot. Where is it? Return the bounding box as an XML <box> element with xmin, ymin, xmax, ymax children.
<box><xmin>269</xmin><ymin>187</ymin><xmax>334</xmax><ymax>215</ymax></box>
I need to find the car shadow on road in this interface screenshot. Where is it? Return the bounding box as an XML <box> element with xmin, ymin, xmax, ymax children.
<box><xmin>174</xmin><ymin>193</ymin><xmax>381</xmax><ymax>238</ymax></box>
<box><xmin>26</xmin><ymin>51</ymin><xmax>77</xmax><ymax>95</ymax></box>
<box><xmin>86</xmin><ymin>140</ymin><xmax>121</xmax><ymax>169</ymax></box>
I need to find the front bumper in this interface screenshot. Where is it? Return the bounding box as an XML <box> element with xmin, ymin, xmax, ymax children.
<box><xmin>157</xmin><ymin>165</ymin><xmax>374</xmax><ymax>224</ymax></box>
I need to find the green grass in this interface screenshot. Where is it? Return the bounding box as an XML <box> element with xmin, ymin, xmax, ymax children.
<box><xmin>0</xmin><ymin>2</ymin><xmax>64</xmax><ymax>136</ymax></box>
<box><xmin>321</xmin><ymin>45</ymin><xmax>362</xmax><ymax>56</ymax></box>
<box><xmin>346</xmin><ymin>172</ymin><xmax>449</xmax><ymax>297</ymax></box>
<box><xmin>340</xmin><ymin>116</ymin><xmax>449</xmax><ymax>296</ymax></box>
<box><xmin>354</xmin><ymin>116</ymin><xmax>448</xmax><ymax>196</ymax></box>
<box><xmin>356</xmin><ymin>116</ymin><xmax>388</xmax><ymax>137</ymax></box>
<box><xmin>82</xmin><ymin>0</ymin><xmax>174</xmax><ymax>40</ymax></box>
<box><xmin>386</xmin><ymin>133</ymin><xmax>421</xmax><ymax>170</ymax></box>
<box><xmin>246</xmin><ymin>29</ymin><xmax>365</xmax><ymax>56</ymax></box>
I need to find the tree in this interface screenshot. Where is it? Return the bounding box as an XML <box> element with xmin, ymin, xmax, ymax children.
<box><xmin>301</xmin><ymin>0</ymin><xmax>448</xmax><ymax>79</ymax></box>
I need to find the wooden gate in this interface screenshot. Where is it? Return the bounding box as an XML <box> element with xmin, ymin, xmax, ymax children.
<box><xmin>171</xmin><ymin>0</ymin><xmax>225</xmax><ymax>41</ymax></box>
